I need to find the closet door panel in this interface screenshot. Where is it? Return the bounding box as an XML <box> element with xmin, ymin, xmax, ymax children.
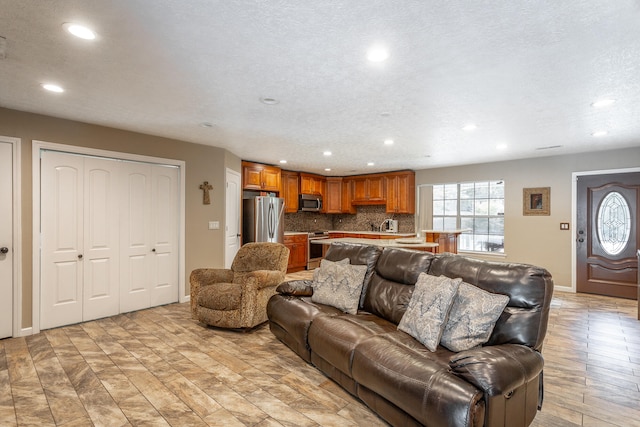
<box><xmin>83</xmin><ymin>158</ymin><xmax>120</xmax><ymax>321</ymax></box>
<box><xmin>150</xmin><ymin>165</ymin><xmax>179</xmax><ymax>306</ymax></box>
<box><xmin>120</xmin><ymin>162</ymin><xmax>153</xmax><ymax>313</ymax></box>
<box><xmin>41</xmin><ymin>152</ymin><xmax>84</xmax><ymax>329</ymax></box>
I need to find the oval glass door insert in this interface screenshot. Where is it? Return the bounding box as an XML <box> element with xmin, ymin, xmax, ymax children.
<box><xmin>597</xmin><ymin>191</ymin><xmax>631</xmax><ymax>255</ymax></box>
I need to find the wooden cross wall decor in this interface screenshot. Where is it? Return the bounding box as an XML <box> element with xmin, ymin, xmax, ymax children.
<box><xmin>199</xmin><ymin>181</ymin><xmax>213</xmax><ymax>205</ymax></box>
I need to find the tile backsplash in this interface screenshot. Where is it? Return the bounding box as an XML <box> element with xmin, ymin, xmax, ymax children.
<box><xmin>284</xmin><ymin>205</ymin><xmax>415</xmax><ymax>233</ymax></box>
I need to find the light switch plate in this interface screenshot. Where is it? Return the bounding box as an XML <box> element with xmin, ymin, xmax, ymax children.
<box><xmin>209</xmin><ymin>221</ymin><xmax>220</xmax><ymax>230</ymax></box>
<box><xmin>560</xmin><ymin>223</ymin><xmax>570</xmax><ymax>230</ymax></box>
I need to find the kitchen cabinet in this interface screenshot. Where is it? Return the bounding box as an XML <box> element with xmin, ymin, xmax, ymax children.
<box><xmin>281</xmin><ymin>170</ymin><xmax>299</xmax><ymax>213</ymax></box>
<box><xmin>386</xmin><ymin>171</ymin><xmax>415</xmax><ymax>214</ymax></box>
<box><xmin>284</xmin><ymin>234</ymin><xmax>307</xmax><ymax>273</ymax></box>
<box><xmin>341</xmin><ymin>178</ymin><xmax>357</xmax><ymax>214</ymax></box>
<box><xmin>242</xmin><ymin>161</ymin><xmax>281</xmax><ymax>192</ymax></box>
<box><xmin>325</xmin><ymin>177</ymin><xmax>343</xmax><ymax>213</ymax></box>
<box><xmin>300</xmin><ymin>173</ymin><xmax>325</xmax><ymax>196</ymax></box>
<box><xmin>351</xmin><ymin>175</ymin><xmax>386</xmax><ymax>204</ymax></box>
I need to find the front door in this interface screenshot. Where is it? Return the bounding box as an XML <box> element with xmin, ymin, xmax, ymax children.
<box><xmin>576</xmin><ymin>172</ymin><xmax>640</xmax><ymax>299</ymax></box>
<box><xmin>0</xmin><ymin>141</ymin><xmax>13</xmax><ymax>338</ymax></box>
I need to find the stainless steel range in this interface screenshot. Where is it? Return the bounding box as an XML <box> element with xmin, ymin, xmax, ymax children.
<box><xmin>307</xmin><ymin>231</ymin><xmax>330</xmax><ymax>269</ymax></box>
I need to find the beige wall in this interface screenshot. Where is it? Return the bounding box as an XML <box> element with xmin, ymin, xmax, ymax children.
<box><xmin>415</xmin><ymin>146</ymin><xmax>640</xmax><ymax>288</ymax></box>
<box><xmin>0</xmin><ymin>107</ymin><xmax>241</xmax><ymax>329</ymax></box>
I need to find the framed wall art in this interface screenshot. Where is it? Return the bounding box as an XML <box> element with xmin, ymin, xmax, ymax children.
<box><xmin>523</xmin><ymin>187</ymin><xmax>550</xmax><ymax>216</ymax></box>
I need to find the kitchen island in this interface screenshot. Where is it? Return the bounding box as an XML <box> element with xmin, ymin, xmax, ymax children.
<box><xmin>422</xmin><ymin>229</ymin><xmax>468</xmax><ymax>254</ymax></box>
<box><xmin>311</xmin><ymin>237</ymin><xmax>439</xmax><ymax>252</ymax></box>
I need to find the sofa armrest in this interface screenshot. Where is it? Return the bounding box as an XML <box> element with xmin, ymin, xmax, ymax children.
<box><xmin>276</xmin><ymin>280</ymin><xmax>314</xmax><ymax>296</ymax></box>
<box><xmin>448</xmin><ymin>344</ymin><xmax>544</xmax><ymax>396</ymax></box>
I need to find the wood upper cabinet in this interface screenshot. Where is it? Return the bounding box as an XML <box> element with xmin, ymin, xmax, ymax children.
<box><xmin>299</xmin><ymin>173</ymin><xmax>325</xmax><ymax>196</ymax></box>
<box><xmin>341</xmin><ymin>178</ymin><xmax>357</xmax><ymax>214</ymax></box>
<box><xmin>351</xmin><ymin>175</ymin><xmax>386</xmax><ymax>204</ymax></box>
<box><xmin>281</xmin><ymin>171</ymin><xmax>299</xmax><ymax>213</ymax></box>
<box><xmin>242</xmin><ymin>161</ymin><xmax>281</xmax><ymax>192</ymax></box>
<box><xmin>386</xmin><ymin>171</ymin><xmax>415</xmax><ymax>214</ymax></box>
<box><xmin>324</xmin><ymin>177</ymin><xmax>343</xmax><ymax>214</ymax></box>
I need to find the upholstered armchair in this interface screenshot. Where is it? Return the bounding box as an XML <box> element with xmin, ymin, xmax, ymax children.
<box><xmin>190</xmin><ymin>242</ymin><xmax>290</xmax><ymax>329</ymax></box>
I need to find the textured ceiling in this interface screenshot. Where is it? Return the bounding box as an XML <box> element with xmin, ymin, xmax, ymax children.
<box><xmin>1</xmin><ymin>0</ymin><xmax>639</xmax><ymax>175</ymax></box>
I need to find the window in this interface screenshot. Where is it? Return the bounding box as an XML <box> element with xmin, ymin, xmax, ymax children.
<box><xmin>432</xmin><ymin>180</ymin><xmax>504</xmax><ymax>253</ymax></box>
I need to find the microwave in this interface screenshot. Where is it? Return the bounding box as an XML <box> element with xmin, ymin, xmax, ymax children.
<box><xmin>299</xmin><ymin>194</ymin><xmax>323</xmax><ymax>212</ymax></box>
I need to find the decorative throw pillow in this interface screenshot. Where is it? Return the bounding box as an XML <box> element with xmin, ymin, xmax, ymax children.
<box><xmin>440</xmin><ymin>282</ymin><xmax>510</xmax><ymax>352</ymax></box>
<box><xmin>398</xmin><ymin>273</ymin><xmax>462</xmax><ymax>352</ymax></box>
<box><xmin>311</xmin><ymin>259</ymin><xmax>367</xmax><ymax>314</ymax></box>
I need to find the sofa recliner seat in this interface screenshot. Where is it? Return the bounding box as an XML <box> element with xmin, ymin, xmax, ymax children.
<box><xmin>267</xmin><ymin>242</ymin><xmax>553</xmax><ymax>427</ymax></box>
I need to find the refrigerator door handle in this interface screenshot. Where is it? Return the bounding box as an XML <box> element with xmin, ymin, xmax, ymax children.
<box><xmin>268</xmin><ymin>201</ymin><xmax>275</xmax><ymax>239</ymax></box>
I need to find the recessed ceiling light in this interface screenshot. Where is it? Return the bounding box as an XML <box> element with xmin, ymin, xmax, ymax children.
<box><xmin>41</xmin><ymin>83</ymin><xmax>64</xmax><ymax>93</ymax></box>
<box><xmin>199</xmin><ymin>122</ymin><xmax>214</xmax><ymax>128</ymax></box>
<box><xmin>367</xmin><ymin>162</ymin><xmax>375</xmax><ymax>166</ymax></box>
<box><xmin>323</xmin><ymin>151</ymin><xmax>332</xmax><ymax>156</ymax></box>
<box><xmin>279</xmin><ymin>160</ymin><xmax>287</xmax><ymax>164</ymax></box>
<box><xmin>380</xmin><ymin>111</ymin><xmax>392</xmax><ymax>117</ymax></box>
<box><xmin>591</xmin><ymin>130</ymin><xmax>608</xmax><ymax>137</ymax></box>
<box><xmin>367</xmin><ymin>45</ymin><xmax>389</xmax><ymax>62</ymax></box>
<box><xmin>260</xmin><ymin>97</ymin><xmax>279</xmax><ymax>105</ymax></box>
<box><xmin>496</xmin><ymin>144</ymin><xmax>508</xmax><ymax>150</ymax></box>
<box><xmin>591</xmin><ymin>99</ymin><xmax>615</xmax><ymax>108</ymax></box>
<box><xmin>462</xmin><ymin>124</ymin><xmax>478</xmax><ymax>131</ymax></box>
<box><xmin>63</xmin><ymin>23</ymin><xmax>96</xmax><ymax>40</ymax></box>
<box><xmin>324</xmin><ymin>168</ymin><xmax>331</xmax><ymax>172</ymax></box>
<box><xmin>384</xmin><ymin>139</ymin><xmax>394</xmax><ymax>145</ymax></box>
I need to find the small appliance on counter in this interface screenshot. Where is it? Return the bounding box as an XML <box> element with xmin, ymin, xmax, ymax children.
<box><xmin>381</xmin><ymin>219</ymin><xmax>398</xmax><ymax>233</ymax></box>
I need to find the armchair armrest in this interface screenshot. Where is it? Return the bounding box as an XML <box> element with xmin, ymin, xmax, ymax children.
<box><xmin>449</xmin><ymin>344</ymin><xmax>544</xmax><ymax>396</ymax></box>
<box><xmin>276</xmin><ymin>279</ymin><xmax>314</xmax><ymax>296</ymax></box>
<box><xmin>190</xmin><ymin>268</ymin><xmax>234</xmax><ymax>286</ymax></box>
<box><xmin>237</xmin><ymin>270</ymin><xmax>287</xmax><ymax>291</ymax></box>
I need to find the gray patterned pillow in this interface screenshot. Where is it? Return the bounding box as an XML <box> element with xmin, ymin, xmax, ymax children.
<box><xmin>440</xmin><ymin>282</ymin><xmax>510</xmax><ymax>352</ymax></box>
<box><xmin>311</xmin><ymin>259</ymin><xmax>367</xmax><ymax>314</ymax></box>
<box><xmin>398</xmin><ymin>273</ymin><xmax>462</xmax><ymax>352</ymax></box>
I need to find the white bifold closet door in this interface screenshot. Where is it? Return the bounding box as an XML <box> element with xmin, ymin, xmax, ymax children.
<box><xmin>41</xmin><ymin>152</ymin><xmax>120</xmax><ymax>329</ymax></box>
<box><xmin>120</xmin><ymin>161</ymin><xmax>179</xmax><ymax>313</ymax></box>
<box><xmin>41</xmin><ymin>151</ymin><xmax>179</xmax><ymax>330</ymax></box>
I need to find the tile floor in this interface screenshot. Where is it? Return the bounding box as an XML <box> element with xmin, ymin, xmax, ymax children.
<box><xmin>1</xmin><ymin>282</ymin><xmax>639</xmax><ymax>426</ymax></box>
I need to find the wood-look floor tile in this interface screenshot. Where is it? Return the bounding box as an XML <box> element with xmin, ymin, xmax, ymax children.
<box><xmin>3</xmin><ymin>283</ymin><xmax>640</xmax><ymax>426</ymax></box>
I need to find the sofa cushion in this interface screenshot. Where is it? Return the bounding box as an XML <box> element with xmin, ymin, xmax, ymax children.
<box><xmin>324</xmin><ymin>243</ymin><xmax>383</xmax><ymax>307</ymax></box>
<box><xmin>398</xmin><ymin>273</ymin><xmax>461</xmax><ymax>352</ymax></box>
<box><xmin>308</xmin><ymin>313</ymin><xmax>397</xmax><ymax>376</ymax></box>
<box><xmin>440</xmin><ymin>282</ymin><xmax>510</xmax><ymax>352</ymax></box>
<box><xmin>429</xmin><ymin>253</ymin><xmax>553</xmax><ymax>350</ymax></box>
<box><xmin>311</xmin><ymin>260</ymin><xmax>368</xmax><ymax>315</ymax></box>
<box><xmin>363</xmin><ymin>248</ymin><xmax>435</xmax><ymax>324</ymax></box>
<box><xmin>352</xmin><ymin>331</ymin><xmax>484</xmax><ymax>426</ymax></box>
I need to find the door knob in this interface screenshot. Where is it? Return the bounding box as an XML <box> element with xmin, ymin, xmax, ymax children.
<box><xmin>0</xmin><ymin>247</ymin><xmax>8</xmax><ymax>254</ymax></box>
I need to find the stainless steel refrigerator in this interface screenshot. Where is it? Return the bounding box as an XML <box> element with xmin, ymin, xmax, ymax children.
<box><xmin>242</xmin><ymin>196</ymin><xmax>285</xmax><ymax>244</ymax></box>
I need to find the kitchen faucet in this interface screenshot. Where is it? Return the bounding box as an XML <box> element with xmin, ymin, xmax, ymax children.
<box><xmin>379</xmin><ymin>219</ymin><xmax>390</xmax><ymax>232</ymax></box>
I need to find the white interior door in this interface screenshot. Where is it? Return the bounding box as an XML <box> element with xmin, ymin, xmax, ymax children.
<box><xmin>0</xmin><ymin>142</ymin><xmax>13</xmax><ymax>338</ymax></box>
<box><xmin>82</xmin><ymin>157</ymin><xmax>120</xmax><ymax>321</ymax></box>
<box><xmin>120</xmin><ymin>161</ymin><xmax>153</xmax><ymax>312</ymax></box>
<box><xmin>225</xmin><ymin>169</ymin><xmax>241</xmax><ymax>268</ymax></box>
<box><xmin>149</xmin><ymin>165</ymin><xmax>179</xmax><ymax>306</ymax></box>
<box><xmin>41</xmin><ymin>151</ymin><xmax>84</xmax><ymax>329</ymax></box>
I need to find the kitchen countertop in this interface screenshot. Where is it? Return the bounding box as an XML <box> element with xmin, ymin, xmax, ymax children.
<box><xmin>310</xmin><ymin>237</ymin><xmax>438</xmax><ymax>250</ymax></box>
<box><xmin>285</xmin><ymin>231</ymin><xmax>416</xmax><ymax>237</ymax></box>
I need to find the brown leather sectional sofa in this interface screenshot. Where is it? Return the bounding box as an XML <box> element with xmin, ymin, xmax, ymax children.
<box><xmin>267</xmin><ymin>242</ymin><xmax>554</xmax><ymax>427</ymax></box>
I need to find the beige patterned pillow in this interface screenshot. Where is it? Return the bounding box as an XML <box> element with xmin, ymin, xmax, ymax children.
<box><xmin>398</xmin><ymin>273</ymin><xmax>462</xmax><ymax>352</ymax></box>
<box><xmin>311</xmin><ymin>259</ymin><xmax>367</xmax><ymax>314</ymax></box>
<box><xmin>440</xmin><ymin>282</ymin><xmax>510</xmax><ymax>352</ymax></box>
